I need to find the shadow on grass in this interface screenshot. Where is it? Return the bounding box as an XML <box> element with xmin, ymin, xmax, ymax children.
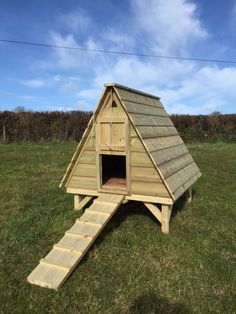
<box><xmin>171</xmin><ymin>189</ymin><xmax>196</xmax><ymax>218</ymax></box>
<box><xmin>128</xmin><ymin>291</ymin><xmax>190</xmax><ymax>314</ymax></box>
<box><xmin>80</xmin><ymin>191</ymin><xmax>192</xmax><ymax>264</ymax></box>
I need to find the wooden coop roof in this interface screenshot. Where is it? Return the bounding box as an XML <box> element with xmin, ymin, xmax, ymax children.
<box><xmin>60</xmin><ymin>83</ymin><xmax>201</xmax><ymax>200</ymax></box>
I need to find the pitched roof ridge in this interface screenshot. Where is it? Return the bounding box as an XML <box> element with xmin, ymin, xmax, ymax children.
<box><xmin>104</xmin><ymin>82</ymin><xmax>160</xmax><ymax>100</ymax></box>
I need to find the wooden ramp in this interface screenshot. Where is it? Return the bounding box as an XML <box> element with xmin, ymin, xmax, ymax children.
<box><xmin>27</xmin><ymin>193</ymin><xmax>124</xmax><ymax>290</ymax></box>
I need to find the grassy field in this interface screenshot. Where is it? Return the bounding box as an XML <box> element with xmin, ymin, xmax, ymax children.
<box><xmin>0</xmin><ymin>142</ymin><xmax>235</xmax><ymax>313</ymax></box>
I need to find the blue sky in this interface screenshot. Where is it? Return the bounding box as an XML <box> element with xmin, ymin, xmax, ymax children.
<box><xmin>0</xmin><ymin>0</ymin><xmax>236</xmax><ymax>114</ymax></box>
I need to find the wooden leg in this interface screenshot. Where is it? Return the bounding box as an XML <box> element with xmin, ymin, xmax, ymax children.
<box><xmin>74</xmin><ymin>195</ymin><xmax>83</xmax><ymax>210</ymax></box>
<box><xmin>144</xmin><ymin>202</ymin><xmax>162</xmax><ymax>223</ymax></box>
<box><xmin>161</xmin><ymin>205</ymin><xmax>172</xmax><ymax>234</ymax></box>
<box><xmin>74</xmin><ymin>195</ymin><xmax>94</xmax><ymax>211</ymax></box>
<box><xmin>187</xmin><ymin>188</ymin><xmax>192</xmax><ymax>203</ymax></box>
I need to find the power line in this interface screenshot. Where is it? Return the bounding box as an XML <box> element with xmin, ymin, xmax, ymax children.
<box><xmin>0</xmin><ymin>38</ymin><xmax>236</xmax><ymax>65</ymax></box>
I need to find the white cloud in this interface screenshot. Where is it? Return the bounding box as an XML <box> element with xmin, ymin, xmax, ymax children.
<box><xmin>59</xmin><ymin>82</ymin><xmax>77</xmax><ymax>93</ymax></box>
<box><xmin>25</xmin><ymin>0</ymin><xmax>235</xmax><ymax>114</ymax></box>
<box><xmin>103</xmin><ymin>29</ymin><xmax>135</xmax><ymax>50</ymax></box>
<box><xmin>57</xmin><ymin>8</ymin><xmax>91</xmax><ymax>31</ymax></box>
<box><xmin>131</xmin><ymin>0</ymin><xmax>208</xmax><ymax>54</ymax></box>
<box><xmin>20</xmin><ymin>79</ymin><xmax>45</xmax><ymax>88</ymax></box>
<box><xmin>49</xmin><ymin>32</ymin><xmax>103</xmax><ymax>69</ymax></box>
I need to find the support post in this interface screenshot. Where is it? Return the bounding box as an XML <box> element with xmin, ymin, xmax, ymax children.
<box><xmin>74</xmin><ymin>195</ymin><xmax>83</xmax><ymax>210</ymax></box>
<box><xmin>74</xmin><ymin>195</ymin><xmax>94</xmax><ymax>211</ymax></box>
<box><xmin>161</xmin><ymin>204</ymin><xmax>172</xmax><ymax>234</ymax></box>
<box><xmin>187</xmin><ymin>187</ymin><xmax>192</xmax><ymax>203</ymax></box>
<box><xmin>144</xmin><ymin>202</ymin><xmax>162</xmax><ymax>223</ymax></box>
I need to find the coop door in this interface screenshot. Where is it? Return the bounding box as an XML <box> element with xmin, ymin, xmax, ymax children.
<box><xmin>99</xmin><ymin>122</ymin><xmax>126</xmax><ymax>151</ymax></box>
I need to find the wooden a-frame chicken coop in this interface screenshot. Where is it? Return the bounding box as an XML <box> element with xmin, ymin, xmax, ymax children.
<box><xmin>28</xmin><ymin>83</ymin><xmax>201</xmax><ymax>289</ymax></box>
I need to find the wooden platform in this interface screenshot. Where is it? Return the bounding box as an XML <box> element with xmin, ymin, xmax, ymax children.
<box><xmin>27</xmin><ymin>193</ymin><xmax>124</xmax><ymax>290</ymax></box>
<box><xmin>102</xmin><ymin>177</ymin><xmax>127</xmax><ymax>191</ymax></box>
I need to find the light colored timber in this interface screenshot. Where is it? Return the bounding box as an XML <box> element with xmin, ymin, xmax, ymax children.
<box><xmin>159</xmin><ymin>153</ymin><xmax>194</xmax><ymax>179</ymax></box>
<box><xmin>86</xmin><ymin>209</ymin><xmax>110</xmax><ymax>215</ymax></box>
<box><xmin>125</xmin><ymin>101</ymin><xmax>167</xmax><ymax>117</ymax></box>
<box><xmin>40</xmin><ymin>258</ymin><xmax>71</xmax><ymax>271</ymax></box>
<box><xmin>27</xmin><ymin>193</ymin><xmax>124</xmax><ymax>290</ymax></box>
<box><xmin>166</xmin><ymin>162</ymin><xmax>200</xmax><ymax>193</ymax></box>
<box><xmin>53</xmin><ymin>243</ymin><xmax>82</xmax><ymax>254</ymax></box>
<box><xmin>137</xmin><ymin>125</ymin><xmax>178</xmax><ymax>139</ymax></box>
<box><xmin>74</xmin><ymin>195</ymin><xmax>93</xmax><ymax>211</ymax></box>
<box><xmin>65</xmin><ymin>231</ymin><xmax>92</xmax><ymax>239</ymax></box>
<box><xmin>107</xmin><ymin>83</ymin><xmax>160</xmax><ymax>100</ymax></box>
<box><xmin>131</xmin><ymin>114</ymin><xmax>173</xmax><ymax>127</ymax></box>
<box><xmin>144</xmin><ymin>135</ymin><xmax>183</xmax><ymax>152</ymax></box>
<box><xmin>67</xmin><ymin>176</ymin><xmax>97</xmax><ymax>190</ymax></box>
<box><xmin>58</xmin><ymin>83</ymin><xmax>201</xmax><ymax>246</ymax></box>
<box><xmin>161</xmin><ymin>204</ymin><xmax>172</xmax><ymax>234</ymax></box>
<box><xmin>173</xmin><ymin>172</ymin><xmax>201</xmax><ymax>200</ymax></box>
<box><xmin>131</xmin><ymin>181</ymin><xmax>170</xmax><ymax>198</ymax></box>
<box><xmin>74</xmin><ymin>195</ymin><xmax>83</xmax><ymax>210</ymax></box>
<box><xmin>151</xmin><ymin>144</ymin><xmax>189</xmax><ymax>166</ymax></box>
<box><xmin>66</xmin><ymin>188</ymin><xmax>98</xmax><ymax>196</ymax></box>
<box><xmin>73</xmin><ymin>163</ymin><xmax>96</xmax><ymax>177</ymax></box>
<box><xmin>125</xmin><ymin>194</ymin><xmax>173</xmax><ymax>205</ymax></box>
<box><xmin>144</xmin><ymin>203</ymin><xmax>162</xmax><ymax>223</ymax></box>
<box><xmin>188</xmin><ymin>187</ymin><xmax>193</xmax><ymax>203</ymax></box>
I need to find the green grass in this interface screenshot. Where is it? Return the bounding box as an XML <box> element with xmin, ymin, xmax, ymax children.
<box><xmin>0</xmin><ymin>141</ymin><xmax>235</xmax><ymax>314</ymax></box>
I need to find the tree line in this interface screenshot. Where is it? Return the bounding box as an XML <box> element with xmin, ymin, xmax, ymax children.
<box><xmin>0</xmin><ymin>110</ymin><xmax>235</xmax><ymax>142</ymax></box>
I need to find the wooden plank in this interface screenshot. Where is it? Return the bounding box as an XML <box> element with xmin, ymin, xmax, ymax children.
<box><xmin>45</xmin><ymin>247</ymin><xmax>80</xmax><ymax>267</ymax></box>
<box><xmin>84</xmin><ymin>135</ymin><xmax>96</xmax><ymax>151</ymax></box>
<box><xmin>136</xmin><ymin>125</ymin><xmax>178</xmax><ymax>139</ymax></box>
<box><xmin>67</xmin><ymin>176</ymin><xmax>97</xmax><ymax>190</ymax></box>
<box><xmin>159</xmin><ymin>153</ymin><xmax>194</xmax><ymax>179</ymax></box>
<box><xmin>144</xmin><ymin>135</ymin><xmax>183</xmax><ymax>152</ymax></box>
<box><xmin>130</xmin><ymin>152</ymin><xmax>153</xmax><ymax>167</ymax></box>
<box><xmin>66</xmin><ymin>188</ymin><xmax>98</xmax><ymax>196</ymax></box>
<box><xmin>65</xmin><ymin>231</ymin><xmax>92</xmax><ymax>239</ymax></box>
<box><xmin>166</xmin><ymin>162</ymin><xmax>200</xmax><ymax>193</ymax></box>
<box><xmin>151</xmin><ymin>144</ymin><xmax>189</xmax><ymax>166</ymax></box>
<box><xmin>126</xmin><ymin>194</ymin><xmax>173</xmax><ymax>205</ymax></box>
<box><xmin>91</xmin><ymin>202</ymin><xmax>117</xmax><ymax>213</ymax></box>
<box><xmin>131</xmin><ymin>166</ymin><xmax>162</xmax><ymax>183</ymax></box>
<box><xmin>130</xmin><ymin>137</ymin><xmax>144</xmax><ymax>152</ymax></box>
<box><xmin>73</xmin><ymin>163</ymin><xmax>96</xmax><ymax>178</ymax></box>
<box><xmin>112</xmin><ymin>84</ymin><xmax>160</xmax><ymax>101</ymax></box>
<box><xmin>131</xmin><ymin>114</ymin><xmax>173</xmax><ymax>127</ymax></box>
<box><xmin>124</xmin><ymin>101</ymin><xmax>167</xmax><ymax>116</ymax></box>
<box><xmin>144</xmin><ymin>203</ymin><xmax>162</xmax><ymax>223</ymax></box>
<box><xmin>125</xmin><ymin>122</ymin><xmax>131</xmax><ymax>194</ymax></box>
<box><xmin>173</xmin><ymin>171</ymin><xmax>201</xmax><ymax>200</ymax></box>
<box><xmin>130</xmin><ymin>126</ymin><xmax>138</xmax><ymax>138</ymax></box>
<box><xmin>74</xmin><ymin>196</ymin><xmax>93</xmax><ymax>211</ymax></box>
<box><xmin>69</xmin><ymin>222</ymin><xmax>100</xmax><ymax>237</ymax></box>
<box><xmin>80</xmin><ymin>211</ymin><xmax>110</xmax><ymax>225</ymax></box>
<box><xmin>131</xmin><ymin>181</ymin><xmax>170</xmax><ymax>198</ymax></box>
<box><xmin>40</xmin><ymin>258</ymin><xmax>71</xmax><ymax>271</ymax></box>
<box><xmin>115</xmin><ymin>87</ymin><xmax>162</xmax><ymax>107</ymax></box>
<box><xmin>27</xmin><ymin>263</ymin><xmax>68</xmax><ymax>290</ymax></box>
<box><xmin>78</xmin><ymin>150</ymin><xmax>96</xmax><ymax>164</ymax></box>
<box><xmin>96</xmin><ymin>193</ymin><xmax>124</xmax><ymax>203</ymax></box>
<box><xmin>57</xmin><ymin>235</ymin><xmax>91</xmax><ymax>253</ymax></box>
